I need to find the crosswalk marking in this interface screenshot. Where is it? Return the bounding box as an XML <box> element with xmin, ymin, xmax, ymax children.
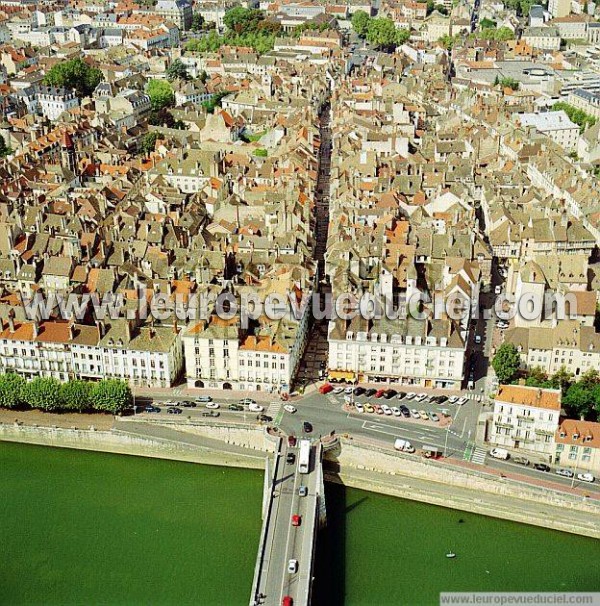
<box><xmin>471</xmin><ymin>447</ymin><xmax>487</xmax><ymax>465</ymax></box>
<box><xmin>267</xmin><ymin>401</ymin><xmax>284</xmax><ymax>426</ymax></box>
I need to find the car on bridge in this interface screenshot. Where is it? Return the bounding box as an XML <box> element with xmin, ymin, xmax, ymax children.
<box><xmin>288</xmin><ymin>559</ymin><xmax>298</xmax><ymax>574</ymax></box>
<box><xmin>298</xmin><ymin>486</ymin><xmax>308</xmax><ymax>497</ymax></box>
<box><xmin>303</xmin><ymin>421</ymin><xmax>313</xmax><ymax>433</ymax></box>
<box><xmin>286</xmin><ymin>452</ymin><xmax>296</xmax><ymax>464</ymax></box>
<box><xmin>282</xmin><ymin>597</ymin><xmax>293</xmax><ymax>606</ymax></box>
<box><xmin>291</xmin><ymin>514</ymin><xmax>302</xmax><ymax>527</ymax></box>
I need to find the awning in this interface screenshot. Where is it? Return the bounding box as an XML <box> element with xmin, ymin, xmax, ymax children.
<box><xmin>328</xmin><ymin>370</ymin><xmax>355</xmax><ymax>381</ymax></box>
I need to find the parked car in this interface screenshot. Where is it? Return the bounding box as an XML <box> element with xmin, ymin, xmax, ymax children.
<box><xmin>414</xmin><ymin>393</ymin><xmax>427</xmax><ymax>403</ymax></box>
<box><xmin>284</xmin><ymin>405</ymin><xmax>297</xmax><ymax>414</ymax></box>
<box><xmin>196</xmin><ymin>396</ymin><xmax>213</xmax><ymax>403</ymax></box>
<box><xmin>319</xmin><ymin>384</ymin><xmax>333</xmax><ymax>394</ymax></box>
<box><xmin>332</xmin><ymin>386</ymin><xmax>344</xmax><ymax>394</ymax></box>
<box><xmin>303</xmin><ymin>421</ymin><xmax>313</xmax><ymax>433</ymax></box>
<box><xmin>288</xmin><ymin>436</ymin><xmax>297</xmax><ymax>448</ymax></box>
<box><xmin>364</xmin><ymin>403</ymin><xmax>374</xmax><ymax>413</ymax></box>
<box><xmin>286</xmin><ymin>452</ymin><xmax>296</xmax><ymax>464</ymax></box>
<box><xmin>228</xmin><ymin>403</ymin><xmax>243</xmax><ymax>411</ymax></box>
<box><xmin>374</xmin><ymin>404</ymin><xmax>384</xmax><ymax>415</ymax></box>
<box><xmin>144</xmin><ymin>405</ymin><xmax>161</xmax><ymax>413</ymax></box>
<box><xmin>512</xmin><ymin>456</ymin><xmax>529</xmax><ymax>466</ymax></box>
<box><xmin>181</xmin><ymin>401</ymin><xmax>196</xmax><ymax>408</ymax></box>
<box><xmin>291</xmin><ymin>514</ymin><xmax>302</xmax><ymax>527</ymax></box>
<box><xmin>202</xmin><ymin>411</ymin><xmax>219</xmax><ymax>418</ymax></box>
<box><xmin>239</xmin><ymin>398</ymin><xmax>256</xmax><ymax>405</ymax></box>
<box><xmin>391</xmin><ymin>407</ymin><xmax>401</xmax><ymax>417</ymax></box>
<box><xmin>436</xmin><ymin>395</ymin><xmax>448</xmax><ymax>404</ymax></box>
<box><xmin>354</xmin><ymin>387</ymin><xmax>365</xmax><ymax>396</ymax></box>
<box><xmin>474</xmin><ymin>335</ymin><xmax>482</xmax><ymax>344</ymax></box>
<box><xmin>288</xmin><ymin>559</ymin><xmax>298</xmax><ymax>574</ymax></box>
<box><xmin>399</xmin><ymin>405</ymin><xmax>411</xmax><ymax>418</ymax></box>
<box><xmin>419</xmin><ymin>410</ymin><xmax>429</xmax><ymax>421</ymax></box>
<box><xmin>394</xmin><ymin>438</ymin><xmax>415</xmax><ymax>453</ymax></box>
<box><xmin>164</xmin><ymin>401</ymin><xmax>178</xmax><ymax>407</ymax></box>
<box><xmin>405</xmin><ymin>392</ymin><xmax>416</xmax><ymax>400</ymax></box>
<box><xmin>555</xmin><ymin>468</ymin><xmax>574</xmax><ymax>478</ymax></box>
<box><xmin>410</xmin><ymin>409</ymin><xmax>420</xmax><ymax>419</ymax></box>
<box><xmin>375</xmin><ymin>389</ymin><xmax>385</xmax><ymax>398</ymax></box>
<box><xmin>456</xmin><ymin>397</ymin><xmax>468</xmax><ymax>406</ymax></box>
<box><xmin>364</xmin><ymin>388</ymin><xmax>377</xmax><ymax>397</ymax></box>
<box><xmin>448</xmin><ymin>396</ymin><xmax>459</xmax><ymax>404</ymax></box>
<box><xmin>396</xmin><ymin>392</ymin><xmax>406</xmax><ymax>400</ymax></box>
<box><xmin>167</xmin><ymin>407</ymin><xmax>182</xmax><ymax>415</ymax></box>
<box><xmin>205</xmin><ymin>402</ymin><xmax>220</xmax><ymax>409</ymax></box>
<box><xmin>577</xmin><ymin>473</ymin><xmax>595</xmax><ymax>483</ymax></box>
<box><xmin>282</xmin><ymin>596</ymin><xmax>293</xmax><ymax>606</ymax></box>
<box><xmin>249</xmin><ymin>403</ymin><xmax>264</xmax><ymax>413</ymax></box>
<box><xmin>534</xmin><ymin>463</ymin><xmax>551</xmax><ymax>472</ymax></box>
<box><xmin>383</xmin><ymin>389</ymin><xmax>397</xmax><ymax>399</ymax></box>
<box><xmin>257</xmin><ymin>414</ymin><xmax>272</xmax><ymax>422</ymax></box>
<box><xmin>355</xmin><ymin>403</ymin><xmax>364</xmax><ymax>413</ymax></box>
<box><xmin>494</xmin><ymin>285</ymin><xmax>502</xmax><ymax>295</ymax></box>
<box><xmin>489</xmin><ymin>448</ymin><xmax>509</xmax><ymax>460</ymax></box>
<box><xmin>344</xmin><ymin>386</ymin><xmax>354</xmax><ymax>395</ymax></box>
<box><xmin>298</xmin><ymin>485</ymin><xmax>308</xmax><ymax>497</ymax></box>
<box><xmin>381</xmin><ymin>404</ymin><xmax>392</xmax><ymax>415</ymax></box>
<box><xmin>429</xmin><ymin>412</ymin><xmax>440</xmax><ymax>422</ymax></box>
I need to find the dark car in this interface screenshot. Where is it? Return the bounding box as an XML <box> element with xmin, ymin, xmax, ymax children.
<box><xmin>534</xmin><ymin>463</ymin><xmax>551</xmax><ymax>472</ymax></box>
<box><xmin>257</xmin><ymin>414</ymin><xmax>273</xmax><ymax>422</ymax></box>
<box><xmin>353</xmin><ymin>387</ymin><xmax>365</xmax><ymax>396</ymax></box>
<box><xmin>286</xmin><ymin>452</ymin><xmax>296</xmax><ymax>464</ymax></box>
<box><xmin>228</xmin><ymin>403</ymin><xmax>244</xmax><ymax>411</ymax></box>
<box><xmin>202</xmin><ymin>411</ymin><xmax>220</xmax><ymax>418</ymax></box>
<box><xmin>399</xmin><ymin>405</ymin><xmax>411</xmax><ymax>418</ymax></box>
<box><xmin>303</xmin><ymin>421</ymin><xmax>313</xmax><ymax>433</ymax></box>
<box><xmin>396</xmin><ymin>392</ymin><xmax>406</xmax><ymax>400</ymax></box>
<box><xmin>436</xmin><ymin>395</ymin><xmax>448</xmax><ymax>404</ymax></box>
<box><xmin>181</xmin><ymin>401</ymin><xmax>196</xmax><ymax>408</ymax></box>
<box><xmin>167</xmin><ymin>407</ymin><xmax>183</xmax><ymax>415</ymax></box>
<box><xmin>383</xmin><ymin>389</ymin><xmax>397</xmax><ymax>399</ymax></box>
<box><xmin>144</xmin><ymin>405</ymin><xmax>161</xmax><ymax>413</ymax></box>
<box><xmin>288</xmin><ymin>435</ymin><xmax>297</xmax><ymax>448</ymax></box>
<box><xmin>364</xmin><ymin>388</ymin><xmax>377</xmax><ymax>397</ymax></box>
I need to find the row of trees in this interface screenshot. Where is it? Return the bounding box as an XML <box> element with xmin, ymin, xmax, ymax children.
<box><xmin>492</xmin><ymin>343</ymin><xmax>600</xmax><ymax>420</ymax></box>
<box><xmin>553</xmin><ymin>102</ymin><xmax>597</xmax><ymax>133</ymax></box>
<box><xmin>0</xmin><ymin>374</ymin><xmax>133</xmax><ymax>415</ymax></box>
<box><xmin>351</xmin><ymin>12</ymin><xmax>410</xmax><ymax>49</ymax></box>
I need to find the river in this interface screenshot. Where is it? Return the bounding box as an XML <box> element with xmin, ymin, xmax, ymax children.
<box><xmin>1</xmin><ymin>442</ymin><xmax>599</xmax><ymax>605</ymax></box>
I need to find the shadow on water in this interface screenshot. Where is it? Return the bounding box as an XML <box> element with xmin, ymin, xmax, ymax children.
<box><xmin>312</xmin><ymin>477</ymin><xmax>348</xmax><ymax>606</ymax></box>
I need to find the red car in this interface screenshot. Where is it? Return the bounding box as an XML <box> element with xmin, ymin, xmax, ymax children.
<box><xmin>319</xmin><ymin>383</ymin><xmax>333</xmax><ymax>394</ymax></box>
<box><xmin>291</xmin><ymin>514</ymin><xmax>301</xmax><ymax>527</ymax></box>
<box><xmin>288</xmin><ymin>435</ymin><xmax>297</xmax><ymax>448</ymax></box>
<box><xmin>375</xmin><ymin>389</ymin><xmax>385</xmax><ymax>398</ymax></box>
<box><xmin>282</xmin><ymin>597</ymin><xmax>293</xmax><ymax>606</ymax></box>
<box><xmin>374</xmin><ymin>404</ymin><xmax>384</xmax><ymax>415</ymax></box>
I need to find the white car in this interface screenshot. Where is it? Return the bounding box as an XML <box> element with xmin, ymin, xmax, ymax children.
<box><xmin>332</xmin><ymin>387</ymin><xmax>344</xmax><ymax>394</ymax></box>
<box><xmin>474</xmin><ymin>335</ymin><xmax>482</xmax><ymax>344</ymax></box>
<box><xmin>288</xmin><ymin>559</ymin><xmax>298</xmax><ymax>574</ymax></box>
<box><xmin>410</xmin><ymin>409</ymin><xmax>420</xmax><ymax>419</ymax></box>
<box><xmin>239</xmin><ymin>398</ymin><xmax>256</xmax><ymax>406</ymax></box>
<box><xmin>391</xmin><ymin>406</ymin><xmax>401</xmax><ymax>417</ymax></box>
<box><xmin>283</xmin><ymin>405</ymin><xmax>297</xmax><ymax>414</ymax></box>
<box><xmin>355</xmin><ymin>403</ymin><xmax>364</xmax><ymax>413</ymax></box>
<box><xmin>248</xmin><ymin>403</ymin><xmax>264</xmax><ymax>413</ymax></box>
<box><xmin>494</xmin><ymin>285</ymin><xmax>502</xmax><ymax>295</ymax></box>
<box><xmin>414</xmin><ymin>393</ymin><xmax>427</xmax><ymax>402</ymax></box>
<box><xmin>196</xmin><ymin>396</ymin><xmax>213</xmax><ymax>403</ymax></box>
<box><xmin>205</xmin><ymin>402</ymin><xmax>220</xmax><ymax>409</ymax></box>
<box><xmin>381</xmin><ymin>404</ymin><xmax>392</xmax><ymax>416</ymax></box>
<box><xmin>164</xmin><ymin>400</ymin><xmax>178</xmax><ymax>407</ymax></box>
<box><xmin>577</xmin><ymin>473</ymin><xmax>595</xmax><ymax>483</ymax></box>
<box><xmin>448</xmin><ymin>396</ymin><xmax>458</xmax><ymax>404</ymax></box>
<box><xmin>405</xmin><ymin>392</ymin><xmax>416</xmax><ymax>400</ymax></box>
<box><xmin>344</xmin><ymin>386</ymin><xmax>354</xmax><ymax>395</ymax></box>
<box><xmin>456</xmin><ymin>397</ymin><xmax>468</xmax><ymax>406</ymax></box>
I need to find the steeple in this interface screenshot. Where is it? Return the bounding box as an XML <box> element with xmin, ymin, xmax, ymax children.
<box><xmin>60</xmin><ymin>130</ymin><xmax>76</xmax><ymax>173</ymax></box>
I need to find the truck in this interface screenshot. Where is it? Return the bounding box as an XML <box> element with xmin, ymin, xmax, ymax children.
<box><xmin>394</xmin><ymin>438</ymin><xmax>415</xmax><ymax>453</ymax></box>
<box><xmin>489</xmin><ymin>447</ymin><xmax>509</xmax><ymax>460</ymax></box>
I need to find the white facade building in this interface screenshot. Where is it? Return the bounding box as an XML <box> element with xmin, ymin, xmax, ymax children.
<box><xmin>519</xmin><ymin>111</ymin><xmax>580</xmax><ymax>151</ymax></box>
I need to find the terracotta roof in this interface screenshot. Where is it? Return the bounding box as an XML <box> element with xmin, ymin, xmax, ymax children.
<box><xmin>496</xmin><ymin>385</ymin><xmax>561</xmax><ymax>411</ymax></box>
<box><xmin>555</xmin><ymin>418</ymin><xmax>600</xmax><ymax>449</ymax></box>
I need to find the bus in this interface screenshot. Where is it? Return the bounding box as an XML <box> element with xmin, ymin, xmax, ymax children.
<box><xmin>298</xmin><ymin>439</ymin><xmax>311</xmax><ymax>474</ymax></box>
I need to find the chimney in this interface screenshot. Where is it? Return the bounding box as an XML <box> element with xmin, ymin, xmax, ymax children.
<box><xmin>8</xmin><ymin>314</ymin><xmax>15</xmax><ymax>333</ymax></box>
<box><xmin>32</xmin><ymin>320</ymin><xmax>38</xmax><ymax>338</ymax></box>
<box><xmin>96</xmin><ymin>320</ymin><xmax>104</xmax><ymax>339</ymax></box>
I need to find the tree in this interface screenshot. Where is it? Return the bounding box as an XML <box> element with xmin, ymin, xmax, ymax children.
<box><xmin>199</xmin><ymin>70</ymin><xmax>208</xmax><ymax>84</ymax></box>
<box><xmin>60</xmin><ymin>380</ymin><xmax>93</xmax><ymax>412</ymax></box>
<box><xmin>140</xmin><ymin>132</ymin><xmax>160</xmax><ymax>157</ymax></box>
<box><xmin>481</xmin><ymin>26</ymin><xmax>514</xmax><ymax>41</ymax></box>
<box><xmin>564</xmin><ymin>382</ymin><xmax>595</xmax><ymax>419</ymax></box>
<box><xmin>553</xmin><ymin>102</ymin><xmax>597</xmax><ymax>133</ymax></box>
<box><xmin>0</xmin><ymin>373</ymin><xmax>25</xmax><ymax>409</ymax></box>
<box><xmin>253</xmin><ymin>148</ymin><xmax>268</xmax><ymax>157</ymax></box>
<box><xmin>396</xmin><ymin>27</ymin><xmax>411</xmax><ymax>45</ymax></box>
<box><xmin>202</xmin><ymin>91</ymin><xmax>228</xmax><ymax>114</ymax></box>
<box><xmin>166</xmin><ymin>59</ymin><xmax>190</xmax><ymax>82</ymax></box>
<box><xmin>149</xmin><ymin>108</ymin><xmax>176</xmax><ymax>128</ymax></box>
<box><xmin>191</xmin><ymin>12</ymin><xmax>204</xmax><ymax>32</ymax></box>
<box><xmin>492</xmin><ymin>343</ymin><xmax>521</xmax><ymax>384</ymax></box>
<box><xmin>549</xmin><ymin>367</ymin><xmax>573</xmax><ymax>395</ymax></box>
<box><xmin>223</xmin><ymin>6</ymin><xmax>264</xmax><ymax>34</ymax></box>
<box><xmin>351</xmin><ymin>10</ymin><xmax>370</xmax><ymax>37</ymax></box>
<box><xmin>91</xmin><ymin>379</ymin><xmax>132</xmax><ymax>415</ymax></box>
<box><xmin>366</xmin><ymin>17</ymin><xmax>398</xmax><ymax>49</ymax></box>
<box><xmin>524</xmin><ymin>366</ymin><xmax>549</xmax><ymax>388</ymax></box>
<box><xmin>0</xmin><ymin>135</ymin><xmax>12</xmax><ymax>158</ymax></box>
<box><xmin>146</xmin><ymin>79</ymin><xmax>175</xmax><ymax>111</ymax></box>
<box><xmin>43</xmin><ymin>57</ymin><xmax>103</xmax><ymax>98</ymax></box>
<box><xmin>480</xmin><ymin>17</ymin><xmax>496</xmax><ymax>28</ymax></box>
<box><xmin>22</xmin><ymin>377</ymin><xmax>63</xmax><ymax>412</ymax></box>
<box><xmin>498</xmin><ymin>76</ymin><xmax>520</xmax><ymax>91</ymax></box>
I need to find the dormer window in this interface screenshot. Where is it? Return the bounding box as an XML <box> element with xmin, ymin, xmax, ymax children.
<box><xmin>573</xmin><ymin>433</ymin><xmax>580</xmax><ymax>440</ymax></box>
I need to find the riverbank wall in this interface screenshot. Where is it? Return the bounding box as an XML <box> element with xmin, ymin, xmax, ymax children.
<box><xmin>2</xmin><ymin>422</ymin><xmax>599</xmax><ymax>538</ymax></box>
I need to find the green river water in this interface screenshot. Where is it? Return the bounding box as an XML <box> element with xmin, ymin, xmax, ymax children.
<box><xmin>1</xmin><ymin>442</ymin><xmax>599</xmax><ymax>606</ymax></box>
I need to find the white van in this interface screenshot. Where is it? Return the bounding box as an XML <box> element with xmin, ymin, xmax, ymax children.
<box><xmin>394</xmin><ymin>439</ymin><xmax>415</xmax><ymax>453</ymax></box>
<box><xmin>489</xmin><ymin>447</ymin><xmax>509</xmax><ymax>460</ymax></box>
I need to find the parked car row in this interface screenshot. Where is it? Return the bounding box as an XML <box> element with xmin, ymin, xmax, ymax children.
<box><xmin>323</xmin><ymin>384</ymin><xmax>469</xmax><ymax>405</ymax></box>
<box><xmin>352</xmin><ymin>402</ymin><xmax>443</xmax><ymax>422</ymax></box>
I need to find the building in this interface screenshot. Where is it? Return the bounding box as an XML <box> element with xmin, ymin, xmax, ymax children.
<box><xmin>529</xmin><ymin>5</ymin><xmax>545</xmax><ymax>26</ymax></box>
<box><xmin>549</xmin><ymin>0</ymin><xmax>570</xmax><ymax>18</ymax></box>
<box><xmin>137</xmin><ymin>0</ymin><xmax>192</xmax><ymax>30</ymax></box>
<box><xmin>490</xmin><ymin>385</ymin><xmax>562</xmax><ymax>460</ymax></box>
<box><xmin>37</xmin><ymin>86</ymin><xmax>79</xmax><ymax>121</ymax></box>
<box><xmin>554</xmin><ymin>418</ymin><xmax>600</xmax><ymax>474</ymax></box>
<box><xmin>567</xmin><ymin>88</ymin><xmax>600</xmax><ymax>120</ymax></box>
<box><xmin>519</xmin><ymin>111</ymin><xmax>580</xmax><ymax>151</ymax></box>
<box><xmin>522</xmin><ymin>26</ymin><xmax>561</xmax><ymax>50</ymax></box>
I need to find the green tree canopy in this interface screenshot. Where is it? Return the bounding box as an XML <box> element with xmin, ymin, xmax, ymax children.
<box><xmin>563</xmin><ymin>382</ymin><xmax>596</xmax><ymax>419</ymax></box>
<box><xmin>396</xmin><ymin>27</ymin><xmax>411</xmax><ymax>45</ymax></box>
<box><xmin>224</xmin><ymin>7</ymin><xmax>264</xmax><ymax>34</ymax></box>
<box><xmin>166</xmin><ymin>59</ymin><xmax>190</xmax><ymax>82</ymax></box>
<box><xmin>22</xmin><ymin>377</ymin><xmax>63</xmax><ymax>412</ymax></box>
<box><xmin>492</xmin><ymin>343</ymin><xmax>521</xmax><ymax>384</ymax></box>
<box><xmin>0</xmin><ymin>373</ymin><xmax>25</xmax><ymax>409</ymax></box>
<box><xmin>480</xmin><ymin>26</ymin><xmax>515</xmax><ymax>41</ymax></box>
<box><xmin>140</xmin><ymin>132</ymin><xmax>160</xmax><ymax>157</ymax></box>
<box><xmin>146</xmin><ymin>79</ymin><xmax>175</xmax><ymax>111</ymax></box>
<box><xmin>91</xmin><ymin>379</ymin><xmax>132</xmax><ymax>415</ymax></box>
<box><xmin>60</xmin><ymin>379</ymin><xmax>93</xmax><ymax>412</ymax></box>
<box><xmin>0</xmin><ymin>134</ymin><xmax>12</xmax><ymax>158</ymax></box>
<box><xmin>553</xmin><ymin>102</ymin><xmax>597</xmax><ymax>133</ymax></box>
<box><xmin>480</xmin><ymin>17</ymin><xmax>496</xmax><ymax>28</ymax></box>
<box><xmin>43</xmin><ymin>58</ymin><xmax>103</xmax><ymax>98</ymax></box>
<box><xmin>351</xmin><ymin>10</ymin><xmax>370</xmax><ymax>37</ymax></box>
<box><xmin>191</xmin><ymin>12</ymin><xmax>204</xmax><ymax>31</ymax></box>
<box><xmin>366</xmin><ymin>17</ymin><xmax>398</xmax><ymax>49</ymax></box>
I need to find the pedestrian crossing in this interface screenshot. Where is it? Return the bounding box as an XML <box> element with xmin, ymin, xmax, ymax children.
<box><xmin>267</xmin><ymin>401</ymin><xmax>283</xmax><ymax>425</ymax></box>
<box><xmin>471</xmin><ymin>447</ymin><xmax>487</xmax><ymax>465</ymax></box>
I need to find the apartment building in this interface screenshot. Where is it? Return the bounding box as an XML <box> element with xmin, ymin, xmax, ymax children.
<box><xmin>522</xmin><ymin>27</ymin><xmax>561</xmax><ymax>50</ymax></box>
<box><xmin>490</xmin><ymin>385</ymin><xmax>562</xmax><ymax>459</ymax></box>
<box><xmin>519</xmin><ymin>111</ymin><xmax>579</xmax><ymax>151</ymax></box>
<box><xmin>554</xmin><ymin>418</ymin><xmax>600</xmax><ymax>474</ymax></box>
<box><xmin>37</xmin><ymin>86</ymin><xmax>79</xmax><ymax>121</ymax></box>
<box><xmin>549</xmin><ymin>0</ymin><xmax>570</xmax><ymax>18</ymax></box>
<box><xmin>567</xmin><ymin>88</ymin><xmax>600</xmax><ymax>120</ymax></box>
